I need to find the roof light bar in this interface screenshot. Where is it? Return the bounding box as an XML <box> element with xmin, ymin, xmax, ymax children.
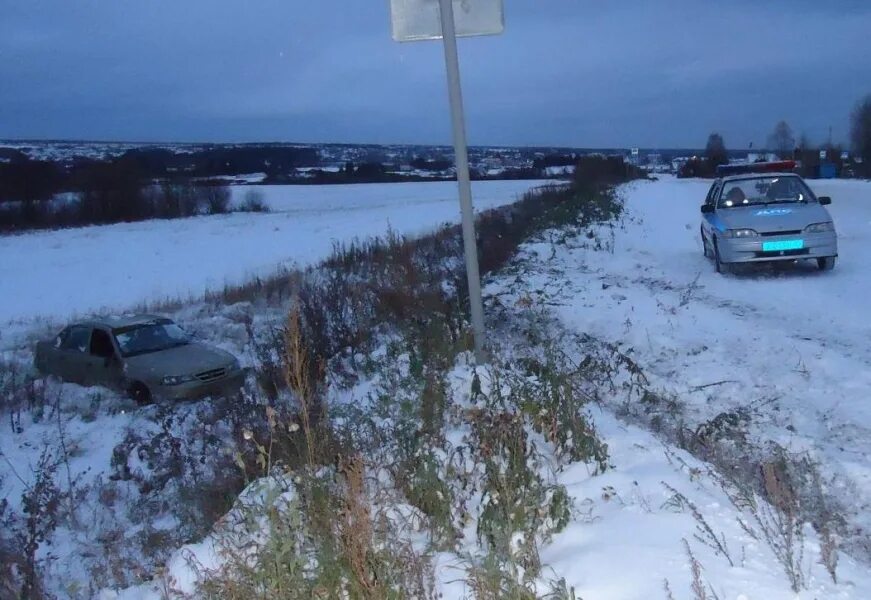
<box><xmin>716</xmin><ymin>161</ymin><xmax>796</xmax><ymax>176</ymax></box>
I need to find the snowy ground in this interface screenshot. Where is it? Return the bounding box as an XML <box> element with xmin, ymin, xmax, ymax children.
<box><xmin>492</xmin><ymin>175</ymin><xmax>871</xmax><ymax>577</ymax></box>
<box><xmin>99</xmin><ymin>176</ymin><xmax>871</xmax><ymax>600</ymax></box>
<box><xmin>108</xmin><ymin>406</ymin><xmax>871</xmax><ymax>600</ymax></box>
<box><xmin>5</xmin><ymin>175</ymin><xmax>871</xmax><ymax>598</ymax></box>
<box><xmin>542</xmin><ymin>409</ymin><xmax>869</xmax><ymax>599</ymax></box>
<box><xmin>0</xmin><ymin>180</ymin><xmax>548</xmax><ymax>340</ymax></box>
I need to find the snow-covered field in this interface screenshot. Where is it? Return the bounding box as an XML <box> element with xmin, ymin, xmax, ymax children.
<box><xmin>0</xmin><ymin>180</ymin><xmax>548</xmax><ymax>337</ymax></box>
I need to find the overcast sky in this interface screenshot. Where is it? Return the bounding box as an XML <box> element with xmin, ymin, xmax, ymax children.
<box><xmin>1</xmin><ymin>1</ymin><xmax>870</xmax><ymax>148</ymax></box>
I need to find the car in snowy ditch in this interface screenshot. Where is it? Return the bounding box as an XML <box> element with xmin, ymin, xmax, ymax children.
<box><xmin>34</xmin><ymin>314</ymin><xmax>245</xmax><ymax>404</ymax></box>
<box><xmin>700</xmin><ymin>164</ymin><xmax>838</xmax><ymax>273</ymax></box>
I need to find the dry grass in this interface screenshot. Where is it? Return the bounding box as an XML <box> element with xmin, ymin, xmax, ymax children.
<box><xmin>684</xmin><ymin>539</ymin><xmax>709</xmax><ymax>600</ymax></box>
<box><xmin>284</xmin><ymin>308</ymin><xmax>321</xmax><ymax>467</ymax></box>
<box><xmin>336</xmin><ymin>454</ymin><xmax>383</xmax><ymax>599</ymax></box>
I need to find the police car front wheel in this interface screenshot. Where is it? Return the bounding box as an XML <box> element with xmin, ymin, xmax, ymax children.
<box><xmin>714</xmin><ymin>239</ymin><xmax>731</xmax><ymax>274</ymax></box>
<box><xmin>701</xmin><ymin>227</ymin><xmax>712</xmax><ymax>258</ymax></box>
<box><xmin>817</xmin><ymin>257</ymin><xmax>836</xmax><ymax>271</ymax></box>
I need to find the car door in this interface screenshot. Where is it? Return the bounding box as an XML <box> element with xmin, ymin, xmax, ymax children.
<box><xmin>55</xmin><ymin>325</ymin><xmax>93</xmax><ymax>383</ymax></box>
<box><xmin>702</xmin><ymin>180</ymin><xmax>721</xmax><ymax>238</ymax></box>
<box><xmin>85</xmin><ymin>327</ymin><xmax>124</xmax><ymax>387</ymax></box>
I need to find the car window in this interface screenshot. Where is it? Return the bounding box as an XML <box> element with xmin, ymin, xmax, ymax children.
<box><xmin>717</xmin><ymin>176</ymin><xmax>815</xmax><ymax>208</ymax></box>
<box><xmin>705</xmin><ymin>182</ymin><xmax>720</xmax><ymax>205</ymax></box>
<box><xmin>61</xmin><ymin>326</ymin><xmax>91</xmax><ymax>353</ymax></box>
<box><xmin>113</xmin><ymin>320</ymin><xmax>190</xmax><ymax>357</ymax></box>
<box><xmin>90</xmin><ymin>329</ymin><xmax>115</xmax><ymax>358</ymax></box>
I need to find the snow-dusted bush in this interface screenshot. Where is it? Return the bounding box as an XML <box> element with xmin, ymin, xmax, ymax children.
<box><xmin>237</xmin><ymin>189</ymin><xmax>269</xmax><ymax>213</ymax></box>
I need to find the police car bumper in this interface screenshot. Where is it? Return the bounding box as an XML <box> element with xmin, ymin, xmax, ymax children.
<box><xmin>719</xmin><ymin>232</ymin><xmax>838</xmax><ymax>263</ymax></box>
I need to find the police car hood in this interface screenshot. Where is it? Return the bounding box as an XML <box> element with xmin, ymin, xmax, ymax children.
<box><xmin>718</xmin><ymin>203</ymin><xmax>832</xmax><ymax>234</ymax></box>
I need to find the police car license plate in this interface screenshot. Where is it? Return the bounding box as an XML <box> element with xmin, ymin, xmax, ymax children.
<box><xmin>762</xmin><ymin>240</ymin><xmax>804</xmax><ymax>252</ymax></box>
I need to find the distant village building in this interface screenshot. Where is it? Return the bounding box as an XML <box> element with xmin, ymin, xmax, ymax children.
<box><xmin>746</xmin><ymin>152</ymin><xmax>779</xmax><ymax>163</ymax></box>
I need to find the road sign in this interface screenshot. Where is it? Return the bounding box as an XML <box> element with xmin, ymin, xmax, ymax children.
<box><xmin>820</xmin><ymin>150</ymin><xmax>827</xmax><ymax>160</ymax></box>
<box><xmin>390</xmin><ymin>0</ymin><xmax>503</xmax><ymax>364</ymax></box>
<box><xmin>390</xmin><ymin>0</ymin><xmax>504</xmax><ymax>42</ymax></box>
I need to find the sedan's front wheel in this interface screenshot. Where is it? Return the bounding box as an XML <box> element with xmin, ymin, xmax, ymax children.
<box><xmin>128</xmin><ymin>381</ymin><xmax>153</xmax><ymax>406</ymax></box>
<box><xmin>817</xmin><ymin>257</ymin><xmax>836</xmax><ymax>271</ymax></box>
<box><xmin>701</xmin><ymin>227</ymin><xmax>712</xmax><ymax>258</ymax></box>
<box><xmin>714</xmin><ymin>239</ymin><xmax>730</xmax><ymax>274</ymax></box>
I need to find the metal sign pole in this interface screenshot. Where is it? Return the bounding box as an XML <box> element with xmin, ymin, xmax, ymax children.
<box><xmin>436</xmin><ymin>0</ymin><xmax>486</xmax><ymax>364</ymax></box>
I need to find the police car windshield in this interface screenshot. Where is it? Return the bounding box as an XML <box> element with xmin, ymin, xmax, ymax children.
<box><xmin>717</xmin><ymin>176</ymin><xmax>815</xmax><ymax>208</ymax></box>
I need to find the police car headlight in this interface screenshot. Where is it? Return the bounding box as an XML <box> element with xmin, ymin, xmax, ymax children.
<box><xmin>722</xmin><ymin>228</ymin><xmax>758</xmax><ymax>239</ymax></box>
<box><xmin>804</xmin><ymin>222</ymin><xmax>835</xmax><ymax>234</ymax></box>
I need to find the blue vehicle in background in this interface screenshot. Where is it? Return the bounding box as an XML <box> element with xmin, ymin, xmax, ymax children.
<box><xmin>700</xmin><ymin>162</ymin><xmax>838</xmax><ymax>273</ymax></box>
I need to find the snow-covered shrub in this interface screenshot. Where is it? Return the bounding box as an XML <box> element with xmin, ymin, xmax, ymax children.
<box><xmin>202</xmin><ymin>186</ymin><xmax>231</xmax><ymax>215</ymax></box>
<box><xmin>195</xmin><ymin>320</ymin><xmax>437</xmax><ymax>599</ymax></box>
<box><xmin>7</xmin><ymin>444</ymin><xmax>67</xmax><ymax>598</ymax></box>
<box><xmin>237</xmin><ymin>189</ymin><xmax>269</xmax><ymax>213</ymax></box>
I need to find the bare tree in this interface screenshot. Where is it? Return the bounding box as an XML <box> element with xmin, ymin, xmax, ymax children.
<box><xmin>768</xmin><ymin>121</ymin><xmax>796</xmax><ymax>159</ymax></box>
<box><xmin>850</xmin><ymin>95</ymin><xmax>871</xmax><ymax>175</ymax></box>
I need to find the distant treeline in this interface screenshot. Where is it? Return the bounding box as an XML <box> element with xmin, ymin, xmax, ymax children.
<box><xmin>0</xmin><ymin>147</ymin><xmax>276</xmax><ymax>232</ymax></box>
<box><xmin>0</xmin><ymin>145</ymin><xmax>319</xmax><ymax>204</ymax></box>
<box><xmin>0</xmin><ymin>142</ymin><xmax>601</xmax><ymax>232</ymax></box>
<box><xmin>678</xmin><ymin>96</ymin><xmax>871</xmax><ymax>179</ymax></box>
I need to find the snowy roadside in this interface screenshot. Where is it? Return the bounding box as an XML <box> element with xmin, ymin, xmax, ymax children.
<box><xmin>100</xmin><ymin>328</ymin><xmax>871</xmax><ymax>600</ymax></box>
<box><xmin>100</xmin><ymin>176</ymin><xmax>871</xmax><ymax>599</ymax></box>
<box><xmin>104</xmin><ymin>387</ymin><xmax>871</xmax><ymax>600</ymax></box>
<box><xmin>487</xmin><ymin>175</ymin><xmax>871</xmax><ymax>569</ymax></box>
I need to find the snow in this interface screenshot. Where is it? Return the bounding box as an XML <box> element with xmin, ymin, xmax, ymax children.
<box><xmin>6</xmin><ymin>174</ymin><xmax>871</xmax><ymax>598</ymax></box>
<box><xmin>494</xmin><ymin>175</ymin><xmax>871</xmax><ymax>569</ymax></box>
<box><xmin>200</xmin><ymin>172</ymin><xmax>268</xmax><ymax>184</ymax></box>
<box><xmin>0</xmin><ymin>180</ymin><xmax>548</xmax><ymax>334</ymax></box>
<box><xmin>543</xmin><ymin>410</ymin><xmax>869</xmax><ymax>599</ymax></box>
<box><xmin>105</xmin><ymin>360</ymin><xmax>871</xmax><ymax>600</ymax></box>
<box><xmin>97</xmin><ymin>533</ymin><xmax>221</xmax><ymax>600</ymax></box>
<box><xmin>544</xmin><ymin>165</ymin><xmax>576</xmax><ymax>176</ymax></box>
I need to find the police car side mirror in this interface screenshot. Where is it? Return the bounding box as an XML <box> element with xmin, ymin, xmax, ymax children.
<box><xmin>701</xmin><ymin>204</ymin><xmax>715</xmax><ymax>214</ymax></box>
<box><xmin>818</xmin><ymin>196</ymin><xmax>832</xmax><ymax>205</ymax></box>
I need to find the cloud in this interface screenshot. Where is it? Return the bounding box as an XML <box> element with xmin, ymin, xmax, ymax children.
<box><xmin>1</xmin><ymin>0</ymin><xmax>869</xmax><ymax>147</ymax></box>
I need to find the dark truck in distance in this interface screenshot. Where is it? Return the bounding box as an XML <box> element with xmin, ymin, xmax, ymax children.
<box><xmin>34</xmin><ymin>314</ymin><xmax>244</xmax><ymax>404</ymax></box>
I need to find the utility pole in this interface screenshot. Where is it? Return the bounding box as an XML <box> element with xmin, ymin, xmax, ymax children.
<box><xmin>436</xmin><ymin>0</ymin><xmax>486</xmax><ymax>363</ymax></box>
<box><xmin>390</xmin><ymin>0</ymin><xmax>504</xmax><ymax>364</ymax></box>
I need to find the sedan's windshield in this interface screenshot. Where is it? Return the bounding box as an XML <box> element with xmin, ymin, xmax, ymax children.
<box><xmin>113</xmin><ymin>321</ymin><xmax>189</xmax><ymax>357</ymax></box>
<box><xmin>718</xmin><ymin>176</ymin><xmax>816</xmax><ymax>208</ymax></box>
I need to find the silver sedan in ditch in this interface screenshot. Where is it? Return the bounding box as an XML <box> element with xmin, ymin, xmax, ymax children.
<box><xmin>700</xmin><ymin>173</ymin><xmax>838</xmax><ymax>273</ymax></box>
<box><xmin>34</xmin><ymin>315</ymin><xmax>245</xmax><ymax>404</ymax></box>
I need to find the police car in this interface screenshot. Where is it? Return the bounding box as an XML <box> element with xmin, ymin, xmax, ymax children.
<box><xmin>700</xmin><ymin>162</ymin><xmax>838</xmax><ymax>273</ymax></box>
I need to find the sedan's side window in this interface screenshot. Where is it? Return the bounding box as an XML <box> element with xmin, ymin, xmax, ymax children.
<box><xmin>705</xmin><ymin>181</ymin><xmax>720</xmax><ymax>206</ymax></box>
<box><xmin>90</xmin><ymin>329</ymin><xmax>115</xmax><ymax>358</ymax></box>
<box><xmin>61</xmin><ymin>326</ymin><xmax>91</xmax><ymax>353</ymax></box>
